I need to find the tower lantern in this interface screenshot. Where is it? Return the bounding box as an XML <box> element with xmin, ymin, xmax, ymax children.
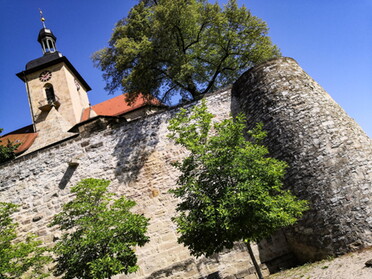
<box><xmin>38</xmin><ymin>28</ymin><xmax>57</xmax><ymax>54</ymax></box>
<box><xmin>37</xmin><ymin>10</ymin><xmax>57</xmax><ymax>54</ymax></box>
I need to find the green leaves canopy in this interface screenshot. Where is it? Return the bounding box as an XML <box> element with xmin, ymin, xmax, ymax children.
<box><xmin>0</xmin><ymin>202</ymin><xmax>51</xmax><ymax>279</ymax></box>
<box><xmin>93</xmin><ymin>0</ymin><xmax>280</xmax><ymax>104</ymax></box>
<box><xmin>0</xmin><ymin>128</ymin><xmax>19</xmax><ymax>163</ymax></box>
<box><xmin>49</xmin><ymin>178</ymin><xmax>150</xmax><ymax>279</ymax></box>
<box><xmin>168</xmin><ymin>101</ymin><xmax>308</xmax><ymax>257</ymax></box>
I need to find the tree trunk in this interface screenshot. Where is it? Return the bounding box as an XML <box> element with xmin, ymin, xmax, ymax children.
<box><xmin>245</xmin><ymin>241</ymin><xmax>264</xmax><ymax>279</ymax></box>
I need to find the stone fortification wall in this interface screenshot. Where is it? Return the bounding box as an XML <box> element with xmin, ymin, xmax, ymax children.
<box><xmin>1</xmin><ymin>57</ymin><xmax>371</xmax><ymax>277</ymax></box>
<box><xmin>0</xmin><ymin>90</ymin><xmax>288</xmax><ymax>279</ymax></box>
<box><xmin>232</xmin><ymin>57</ymin><xmax>372</xmax><ymax>261</ymax></box>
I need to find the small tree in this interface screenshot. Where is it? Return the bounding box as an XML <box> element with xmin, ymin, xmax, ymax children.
<box><xmin>49</xmin><ymin>178</ymin><xmax>150</xmax><ymax>279</ymax></box>
<box><xmin>93</xmin><ymin>0</ymin><xmax>280</xmax><ymax>104</ymax></box>
<box><xmin>0</xmin><ymin>128</ymin><xmax>19</xmax><ymax>163</ymax></box>
<box><xmin>0</xmin><ymin>202</ymin><xmax>51</xmax><ymax>279</ymax></box>
<box><xmin>168</xmin><ymin>101</ymin><xmax>308</xmax><ymax>278</ymax></box>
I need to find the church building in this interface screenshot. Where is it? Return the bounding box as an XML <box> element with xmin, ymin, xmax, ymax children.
<box><xmin>1</xmin><ymin>19</ymin><xmax>161</xmax><ymax>156</ymax></box>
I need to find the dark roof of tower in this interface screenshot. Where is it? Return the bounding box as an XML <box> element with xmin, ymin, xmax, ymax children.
<box><xmin>16</xmin><ymin>54</ymin><xmax>92</xmax><ymax>92</ymax></box>
<box><xmin>24</xmin><ymin>51</ymin><xmax>62</xmax><ymax>70</ymax></box>
<box><xmin>37</xmin><ymin>28</ymin><xmax>56</xmax><ymax>43</ymax></box>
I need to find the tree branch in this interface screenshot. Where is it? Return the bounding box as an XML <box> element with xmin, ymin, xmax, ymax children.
<box><xmin>201</xmin><ymin>52</ymin><xmax>229</xmax><ymax>94</ymax></box>
<box><xmin>196</xmin><ymin>56</ymin><xmax>217</xmax><ymax>68</ymax></box>
<box><xmin>160</xmin><ymin>85</ymin><xmax>177</xmax><ymax>103</ymax></box>
<box><xmin>201</xmin><ymin>40</ymin><xmax>232</xmax><ymax>94</ymax></box>
<box><xmin>173</xmin><ymin>25</ymin><xmax>186</xmax><ymax>53</ymax></box>
<box><xmin>152</xmin><ymin>67</ymin><xmax>189</xmax><ymax>93</ymax></box>
<box><xmin>184</xmin><ymin>22</ymin><xmax>207</xmax><ymax>51</ymax></box>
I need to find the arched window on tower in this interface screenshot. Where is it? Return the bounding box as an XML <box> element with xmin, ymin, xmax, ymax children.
<box><xmin>45</xmin><ymin>83</ymin><xmax>56</xmax><ymax>104</ymax></box>
<box><xmin>38</xmin><ymin>84</ymin><xmax>60</xmax><ymax>111</ymax></box>
<box><xmin>45</xmin><ymin>39</ymin><xmax>56</xmax><ymax>53</ymax></box>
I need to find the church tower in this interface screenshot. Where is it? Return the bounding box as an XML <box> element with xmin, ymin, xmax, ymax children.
<box><xmin>16</xmin><ymin>13</ymin><xmax>92</xmax><ymax>151</ymax></box>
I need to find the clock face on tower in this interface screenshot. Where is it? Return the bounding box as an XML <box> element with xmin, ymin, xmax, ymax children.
<box><xmin>39</xmin><ymin>70</ymin><xmax>52</xmax><ymax>82</ymax></box>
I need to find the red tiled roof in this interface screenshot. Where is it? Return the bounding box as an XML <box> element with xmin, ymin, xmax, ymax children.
<box><xmin>81</xmin><ymin>93</ymin><xmax>161</xmax><ymax>122</ymax></box>
<box><xmin>0</xmin><ymin>133</ymin><xmax>38</xmax><ymax>154</ymax></box>
<box><xmin>80</xmin><ymin>107</ymin><xmax>91</xmax><ymax>122</ymax></box>
<box><xmin>1</xmin><ymin>94</ymin><xmax>160</xmax><ymax>155</ymax></box>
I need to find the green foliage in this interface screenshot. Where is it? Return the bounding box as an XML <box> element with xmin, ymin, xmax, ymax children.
<box><xmin>0</xmin><ymin>202</ymin><xmax>51</xmax><ymax>279</ymax></box>
<box><xmin>93</xmin><ymin>0</ymin><xmax>280</xmax><ymax>104</ymax></box>
<box><xmin>168</xmin><ymin>101</ymin><xmax>308</xmax><ymax>257</ymax></box>
<box><xmin>0</xmin><ymin>128</ymin><xmax>19</xmax><ymax>163</ymax></box>
<box><xmin>49</xmin><ymin>178</ymin><xmax>150</xmax><ymax>279</ymax></box>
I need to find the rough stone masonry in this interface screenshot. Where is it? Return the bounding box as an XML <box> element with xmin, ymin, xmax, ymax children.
<box><xmin>0</xmin><ymin>57</ymin><xmax>371</xmax><ymax>278</ymax></box>
<box><xmin>233</xmin><ymin>57</ymin><xmax>372</xmax><ymax>262</ymax></box>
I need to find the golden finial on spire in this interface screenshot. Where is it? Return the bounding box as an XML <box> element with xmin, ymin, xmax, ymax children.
<box><xmin>39</xmin><ymin>9</ymin><xmax>46</xmax><ymax>28</ymax></box>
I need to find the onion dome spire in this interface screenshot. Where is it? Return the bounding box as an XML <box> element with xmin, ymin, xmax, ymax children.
<box><xmin>37</xmin><ymin>9</ymin><xmax>57</xmax><ymax>55</ymax></box>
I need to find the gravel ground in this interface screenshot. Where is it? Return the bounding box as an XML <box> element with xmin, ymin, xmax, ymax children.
<box><xmin>267</xmin><ymin>247</ymin><xmax>372</xmax><ymax>279</ymax></box>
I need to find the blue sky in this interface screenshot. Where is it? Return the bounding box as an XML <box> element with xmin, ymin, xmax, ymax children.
<box><xmin>0</xmin><ymin>0</ymin><xmax>371</xmax><ymax>137</ymax></box>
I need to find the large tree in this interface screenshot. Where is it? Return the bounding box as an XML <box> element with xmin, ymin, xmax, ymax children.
<box><xmin>49</xmin><ymin>178</ymin><xmax>150</xmax><ymax>279</ymax></box>
<box><xmin>0</xmin><ymin>202</ymin><xmax>51</xmax><ymax>279</ymax></box>
<box><xmin>93</xmin><ymin>0</ymin><xmax>280</xmax><ymax>104</ymax></box>
<box><xmin>167</xmin><ymin>101</ymin><xmax>308</xmax><ymax>279</ymax></box>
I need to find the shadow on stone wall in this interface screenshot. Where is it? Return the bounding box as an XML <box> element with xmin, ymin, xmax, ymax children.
<box><xmin>112</xmin><ymin>116</ymin><xmax>162</xmax><ymax>183</ymax></box>
<box><xmin>231</xmin><ymin>56</ymin><xmax>372</xmax><ymax>263</ymax></box>
<box><xmin>230</xmin><ymin>82</ymin><xmax>298</xmax><ymax>272</ymax></box>
<box><xmin>257</xmin><ymin>232</ymin><xmax>298</xmax><ymax>273</ymax></box>
<box><xmin>58</xmin><ymin>164</ymin><xmax>78</xmax><ymax>189</ymax></box>
<box><xmin>143</xmin><ymin>257</ymin><xmax>224</xmax><ymax>279</ymax></box>
<box><xmin>202</xmin><ymin>272</ymin><xmax>221</xmax><ymax>279</ymax></box>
